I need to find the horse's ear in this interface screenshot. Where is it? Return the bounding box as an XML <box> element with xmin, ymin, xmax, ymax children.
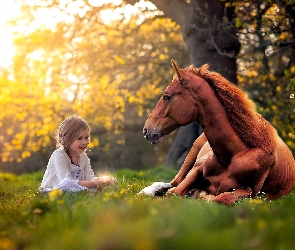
<box><xmin>171</xmin><ymin>59</ymin><xmax>182</xmax><ymax>81</ymax></box>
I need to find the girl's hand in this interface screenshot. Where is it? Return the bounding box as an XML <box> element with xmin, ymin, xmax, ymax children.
<box><xmin>94</xmin><ymin>180</ymin><xmax>102</xmax><ymax>191</ymax></box>
<box><xmin>97</xmin><ymin>176</ymin><xmax>118</xmax><ymax>187</ymax></box>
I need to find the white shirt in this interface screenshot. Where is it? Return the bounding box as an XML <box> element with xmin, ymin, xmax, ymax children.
<box><xmin>39</xmin><ymin>147</ymin><xmax>96</xmax><ymax>192</ymax></box>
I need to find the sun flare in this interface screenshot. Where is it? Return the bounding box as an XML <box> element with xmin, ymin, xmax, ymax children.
<box><xmin>0</xmin><ymin>1</ymin><xmax>21</xmax><ymax>68</ymax></box>
<box><xmin>0</xmin><ymin>0</ymin><xmax>156</xmax><ymax>68</ymax></box>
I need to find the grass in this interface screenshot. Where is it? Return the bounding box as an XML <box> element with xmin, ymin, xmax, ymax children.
<box><xmin>1</xmin><ymin>167</ymin><xmax>295</xmax><ymax>250</ymax></box>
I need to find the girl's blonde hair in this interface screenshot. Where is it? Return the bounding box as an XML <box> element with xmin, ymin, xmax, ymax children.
<box><xmin>55</xmin><ymin>115</ymin><xmax>90</xmax><ymax>149</ymax></box>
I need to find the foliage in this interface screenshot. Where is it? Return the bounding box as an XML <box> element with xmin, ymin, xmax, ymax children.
<box><xmin>0</xmin><ymin>0</ymin><xmax>188</xmax><ymax>171</ymax></box>
<box><xmin>1</xmin><ymin>168</ymin><xmax>295</xmax><ymax>250</ymax></box>
<box><xmin>235</xmin><ymin>1</ymin><xmax>295</xmax><ymax>153</ymax></box>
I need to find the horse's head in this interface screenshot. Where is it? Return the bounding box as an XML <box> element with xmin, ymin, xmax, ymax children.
<box><xmin>143</xmin><ymin>60</ymin><xmax>201</xmax><ymax>144</ymax></box>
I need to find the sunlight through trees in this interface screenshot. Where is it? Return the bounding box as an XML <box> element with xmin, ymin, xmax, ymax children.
<box><xmin>0</xmin><ymin>0</ymin><xmax>294</xmax><ymax>172</ymax></box>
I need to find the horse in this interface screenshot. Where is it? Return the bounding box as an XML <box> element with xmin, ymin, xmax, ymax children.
<box><xmin>143</xmin><ymin>59</ymin><xmax>295</xmax><ymax>205</ymax></box>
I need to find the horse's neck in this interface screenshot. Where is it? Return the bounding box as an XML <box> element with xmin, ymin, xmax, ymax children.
<box><xmin>192</xmin><ymin>84</ymin><xmax>247</xmax><ymax>164</ymax></box>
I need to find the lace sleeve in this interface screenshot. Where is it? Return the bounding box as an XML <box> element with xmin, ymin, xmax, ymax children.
<box><xmin>51</xmin><ymin>150</ymin><xmax>72</xmax><ymax>181</ymax></box>
<box><xmin>53</xmin><ymin>178</ymin><xmax>88</xmax><ymax>192</ymax></box>
<box><xmin>81</xmin><ymin>153</ymin><xmax>96</xmax><ymax>181</ymax></box>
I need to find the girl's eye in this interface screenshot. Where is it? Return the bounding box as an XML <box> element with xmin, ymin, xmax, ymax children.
<box><xmin>76</xmin><ymin>136</ymin><xmax>89</xmax><ymax>140</ymax></box>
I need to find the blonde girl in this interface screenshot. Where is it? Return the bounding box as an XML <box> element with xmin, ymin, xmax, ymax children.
<box><xmin>39</xmin><ymin>115</ymin><xmax>117</xmax><ymax>192</ymax></box>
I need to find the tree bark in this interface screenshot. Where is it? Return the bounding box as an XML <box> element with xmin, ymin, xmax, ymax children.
<box><xmin>126</xmin><ymin>0</ymin><xmax>240</xmax><ymax>168</ymax></box>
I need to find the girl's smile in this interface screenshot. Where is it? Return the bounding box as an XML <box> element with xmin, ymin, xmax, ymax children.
<box><xmin>68</xmin><ymin>129</ymin><xmax>90</xmax><ymax>160</ymax></box>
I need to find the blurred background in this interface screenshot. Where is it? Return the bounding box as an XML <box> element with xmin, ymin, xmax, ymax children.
<box><xmin>0</xmin><ymin>0</ymin><xmax>294</xmax><ymax>174</ymax></box>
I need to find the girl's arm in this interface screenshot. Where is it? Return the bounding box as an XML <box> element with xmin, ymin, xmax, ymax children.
<box><xmin>78</xmin><ymin>153</ymin><xmax>116</xmax><ymax>189</ymax></box>
<box><xmin>79</xmin><ymin>177</ymin><xmax>114</xmax><ymax>189</ymax></box>
<box><xmin>51</xmin><ymin>151</ymin><xmax>72</xmax><ymax>181</ymax></box>
<box><xmin>78</xmin><ymin>180</ymin><xmax>100</xmax><ymax>189</ymax></box>
<box><xmin>81</xmin><ymin>153</ymin><xmax>96</xmax><ymax>180</ymax></box>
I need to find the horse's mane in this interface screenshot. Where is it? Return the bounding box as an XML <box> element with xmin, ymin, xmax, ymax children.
<box><xmin>191</xmin><ymin>64</ymin><xmax>273</xmax><ymax>154</ymax></box>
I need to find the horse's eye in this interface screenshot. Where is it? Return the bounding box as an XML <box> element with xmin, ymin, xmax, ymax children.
<box><xmin>163</xmin><ymin>95</ymin><xmax>172</xmax><ymax>102</ymax></box>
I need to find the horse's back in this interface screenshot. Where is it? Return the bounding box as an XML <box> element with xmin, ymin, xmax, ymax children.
<box><xmin>263</xmin><ymin>132</ymin><xmax>295</xmax><ymax>199</ymax></box>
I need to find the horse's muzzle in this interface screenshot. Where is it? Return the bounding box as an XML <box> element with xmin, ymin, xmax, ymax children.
<box><xmin>143</xmin><ymin>128</ymin><xmax>160</xmax><ymax>144</ymax></box>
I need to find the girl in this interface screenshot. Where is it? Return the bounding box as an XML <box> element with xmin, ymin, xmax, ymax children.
<box><xmin>39</xmin><ymin>115</ymin><xmax>117</xmax><ymax>192</ymax></box>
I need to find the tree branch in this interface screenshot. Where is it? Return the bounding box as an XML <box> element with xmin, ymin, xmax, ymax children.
<box><xmin>210</xmin><ymin>36</ymin><xmax>237</xmax><ymax>58</ymax></box>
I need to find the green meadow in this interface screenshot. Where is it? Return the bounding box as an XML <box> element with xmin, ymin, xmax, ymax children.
<box><xmin>1</xmin><ymin>168</ymin><xmax>295</xmax><ymax>250</ymax></box>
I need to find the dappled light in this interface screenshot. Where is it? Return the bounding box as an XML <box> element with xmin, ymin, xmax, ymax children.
<box><xmin>236</xmin><ymin>1</ymin><xmax>295</xmax><ymax>152</ymax></box>
<box><xmin>0</xmin><ymin>0</ymin><xmax>186</xmax><ymax>172</ymax></box>
<box><xmin>0</xmin><ymin>0</ymin><xmax>294</xmax><ymax>174</ymax></box>
<box><xmin>0</xmin><ymin>1</ymin><xmax>295</xmax><ymax>249</ymax></box>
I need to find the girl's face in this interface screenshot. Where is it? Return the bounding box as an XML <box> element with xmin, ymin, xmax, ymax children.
<box><xmin>68</xmin><ymin>129</ymin><xmax>90</xmax><ymax>156</ymax></box>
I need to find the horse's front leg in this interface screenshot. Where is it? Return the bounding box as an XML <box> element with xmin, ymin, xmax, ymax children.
<box><xmin>169</xmin><ymin>165</ymin><xmax>203</xmax><ymax>197</ymax></box>
<box><xmin>190</xmin><ymin>188</ymin><xmax>252</xmax><ymax>206</ymax></box>
<box><xmin>212</xmin><ymin>188</ymin><xmax>252</xmax><ymax>205</ymax></box>
<box><xmin>170</xmin><ymin>133</ymin><xmax>207</xmax><ymax>187</ymax></box>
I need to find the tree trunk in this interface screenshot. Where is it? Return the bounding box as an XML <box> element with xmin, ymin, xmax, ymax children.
<box><xmin>126</xmin><ymin>0</ymin><xmax>240</xmax><ymax>168</ymax></box>
<box><xmin>167</xmin><ymin>0</ymin><xmax>240</xmax><ymax>168</ymax></box>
